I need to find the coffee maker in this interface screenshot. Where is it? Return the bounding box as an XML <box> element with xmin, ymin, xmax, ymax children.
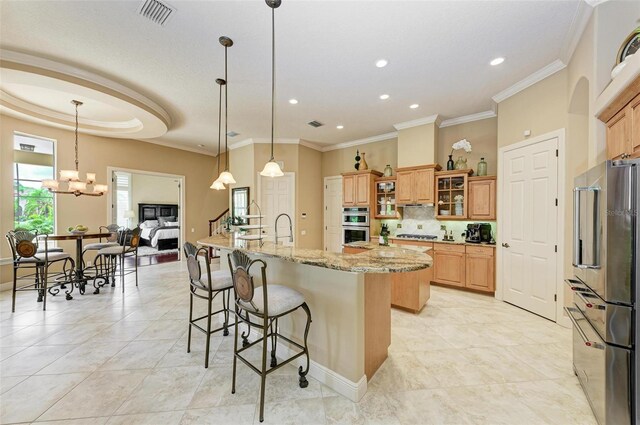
<box><xmin>465</xmin><ymin>223</ymin><xmax>492</xmax><ymax>243</ymax></box>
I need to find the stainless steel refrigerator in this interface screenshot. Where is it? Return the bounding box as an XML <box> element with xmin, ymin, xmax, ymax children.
<box><xmin>566</xmin><ymin>159</ymin><xmax>638</xmax><ymax>425</ymax></box>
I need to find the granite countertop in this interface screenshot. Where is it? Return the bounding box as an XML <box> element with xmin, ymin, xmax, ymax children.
<box><xmin>198</xmin><ymin>234</ymin><xmax>432</xmax><ymax>273</ymax></box>
<box><xmin>344</xmin><ymin>241</ymin><xmax>431</xmax><ymax>252</ymax></box>
<box><xmin>384</xmin><ymin>236</ymin><xmax>496</xmax><ymax>247</ymax></box>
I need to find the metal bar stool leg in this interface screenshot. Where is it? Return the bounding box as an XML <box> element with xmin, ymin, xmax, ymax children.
<box><xmin>270</xmin><ymin>317</ymin><xmax>278</xmax><ymax>367</ymax></box>
<box><xmin>298</xmin><ymin>302</ymin><xmax>312</xmax><ymax>388</ymax></box>
<box><xmin>223</xmin><ymin>289</ymin><xmax>230</xmax><ymax>336</ymax></box>
<box><xmin>120</xmin><ymin>255</ymin><xmax>125</xmax><ymax>293</ymax></box>
<box><xmin>231</xmin><ymin>308</ymin><xmax>239</xmax><ymax>395</ymax></box>
<box><xmin>42</xmin><ymin>264</ymin><xmax>49</xmax><ymax>311</ymax></box>
<box><xmin>187</xmin><ymin>291</ymin><xmax>193</xmax><ymax>354</ymax></box>
<box><xmin>135</xmin><ymin>252</ymin><xmax>138</xmax><ymax>287</ymax></box>
<box><xmin>259</xmin><ymin>314</ymin><xmax>269</xmax><ymax>423</ymax></box>
<box><xmin>204</xmin><ymin>292</ymin><xmax>212</xmax><ymax>368</ymax></box>
<box><xmin>11</xmin><ymin>265</ymin><xmax>17</xmax><ymax>313</ymax></box>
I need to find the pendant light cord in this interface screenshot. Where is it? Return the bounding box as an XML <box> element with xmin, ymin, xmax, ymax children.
<box><xmin>74</xmin><ymin>102</ymin><xmax>79</xmax><ymax>172</ymax></box>
<box><xmin>224</xmin><ymin>44</ymin><xmax>229</xmax><ymax>171</ymax></box>
<box><xmin>217</xmin><ymin>82</ymin><xmax>223</xmax><ymax>174</ymax></box>
<box><xmin>270</xmin><ymin>5</ymin><xmax>275</xmax><ymax>161</ymax></box>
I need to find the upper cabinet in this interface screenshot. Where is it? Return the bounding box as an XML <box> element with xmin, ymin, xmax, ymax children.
<box><xmin>342</xmin><ymin>170</ymin><xmax>382</xmax><ymax>208</ymax></box>
<box><xmin>395</xmin><ymin>164</ymin><xmax>440</xmax><ymax>206</ymax></box>
<box><xmin>599</xmin><ymin>74</ymin><xmax>640</xmax><ymax>160</ymax></box>
<box><xmin>468</xmin><ymin>176</ymin><xmax>496</xmax><ymax>220</ymax></box>
<box><xmin>434</xmin><ymin>170</ymin><xmax>472</xmax><ymax>219</ymax></box>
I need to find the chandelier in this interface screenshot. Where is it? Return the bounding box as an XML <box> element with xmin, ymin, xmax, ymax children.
<box><xmin>42</xmin><ymin>100</ymin><xmax>108</xmax><ymax>197</ymax></box>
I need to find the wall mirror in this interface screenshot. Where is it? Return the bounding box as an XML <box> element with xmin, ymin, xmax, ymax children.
<box><xmin>231</xmin><ymin>187</ymin><xmax>250</xmax><ymax>224</ymax></box>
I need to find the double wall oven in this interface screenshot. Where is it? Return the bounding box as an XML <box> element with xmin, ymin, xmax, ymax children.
<box><xmin>342</xmin><ymin>207</ymin><xmax>370</xmax><ymax>244</ymax></box>
<box><xmin>566</xmin><ymin>160</ymin><xmax>638</xmax><ymax>425</ymax></box>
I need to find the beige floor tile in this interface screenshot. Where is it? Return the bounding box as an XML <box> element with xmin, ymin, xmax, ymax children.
<box><xmin>99</xmin><ymin>339</ymin><xmax>176</xmax><ymax>370</ymax></box>
<box><xmin>0</xmin><ymin>344</ymin><xmax>27</xmax><ymax>361</ymax></box>
<box><xmin>0</xmin><ymin>375</ymin><xmax>27</xmax><ymax>394</ymax></box>
<box><xmin>0</xmin><ymin>372</ymin><xmax>88</xmax><ymax>424</ymax></box>
<box><xmin>188</xmin><ymin>365</ymin><xmax>259</xmax><ymax>409</ymax></box>
<box><xmin>37</xmin><ymin>340</ymin><xmax>129</xmax><ymax>375</ymax></box>
<box><xmin>105</xmin><ymin>411</ymin><xmax>185</xmax><ymax>425</ymax></box>
<box><xmin>180</xmin><ymin>405</ymin><xmax>255</xmax><ymax>425</ymax></box>
<box><xmin>36</xmin><ymin>322</ymin><xmax>110</xmax><ymax>346</ymax></box>
<box><xmin>87</xmin><ymin>320</ymin><xmax>152</xmax><ymax>342</ymax></box>
<box><xmin>1</xmin><ymin>344</ymin><xmax>77</xmax><ymax>376</ymax></box>
<box><xmin>115</xmin><ymin>366</ymin><xmax>206</xmax><ymax>414</ymax></box>
<box><xmin>387</xmin><ymin>388</ymin><xmax>471</xmax><ymax>425</ymax></box>
<box><xmin>33</xmin><ymin>417</ymin><xmax>110</xmax><ymax>425</ymax></box>
<box><xmin>257</xmin><ymin>397</ymin><xmax>326</xmax><ymax>425</ymax></box>
<box><xmin>0</xmin><ymin>325</ymin><xmax>62</xmax><ymax>347</ymax></box>
<box><xmin>367</xmin><ymin>352</ymin><xmax>440</xmax><ymax>393</ymax></box>
<box><xmin>38</xmin><ymin>369</ymin><xmax>150</xmax><ymax>421</ymax></box>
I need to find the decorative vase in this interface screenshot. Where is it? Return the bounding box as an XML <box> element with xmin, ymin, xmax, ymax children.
<box><xmin>384</xmin><ymin>164</ymin><xmax>393</xmax><ymax>177</ymax></box>
<box><xmin>477</xmin><ymin>157</ymin><xmax>488</xmax><ymax>176</ymax></box>
<box><xmin>447</xmin><ymin>155</ymin><xmax>455</xmax><ymax>170</ymax></box>
<box><xmin>354</xmin><ymin>149</ymin><xmax>361</xmax><ymax>170</ymax></box>
<box><xmin>454</xmin><ymin>156</ymin><xmax>467</xmax><ymax>170</ymax></box>
<box><xmin>360</xmin><ymin>152</ymin><xmax>368</xmax><ymax>170</ymax></box>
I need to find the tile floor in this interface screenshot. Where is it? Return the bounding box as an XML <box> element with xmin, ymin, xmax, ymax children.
<box><xmin>0</xmin><ymin>260</ymin><xmax>597</xmax><ymax>424</ymax></box>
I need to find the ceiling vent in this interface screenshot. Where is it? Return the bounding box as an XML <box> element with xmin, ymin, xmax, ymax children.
<box><xmin>19</xmin><ymin>143</ymin><xmax>35</xmax><ymax>152</ymax></box>
<box><xmin>226</xmin><ymin>131</ymin><xmax>239</xmax><ymax>138</ymax></box>
<box><xmin>307</xmin><ymin>120</ymin><xmax>324</xmax><ymax>128</ymax></box>
<box><xmin>138</xmin><ymin>0</ymin><xmax>175</xmax><ymax>26</ymax></box>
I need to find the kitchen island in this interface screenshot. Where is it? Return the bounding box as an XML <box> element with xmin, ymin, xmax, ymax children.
<box><xmin>197</xmin><ymin>234</ymin><xmax>432</xmax><ymax>401</ymax></box>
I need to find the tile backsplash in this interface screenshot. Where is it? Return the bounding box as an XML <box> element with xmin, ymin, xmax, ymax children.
<box><xmin>380</xmin><ymin>206</ymin><xmax>496</xmax><ymax>242</ymax></box>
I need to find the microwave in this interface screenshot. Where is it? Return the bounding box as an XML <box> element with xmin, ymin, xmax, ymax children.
<box><xmin>342</xmin><ymin>207</ymin><xmax>369</xmax><ymax>226</ymax></box>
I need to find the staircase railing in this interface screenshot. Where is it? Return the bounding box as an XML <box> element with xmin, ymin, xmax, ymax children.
<box><xmin>208</xmin><ymin>208</ymin><xmax>229</xmax><ymax>258</ymax></box>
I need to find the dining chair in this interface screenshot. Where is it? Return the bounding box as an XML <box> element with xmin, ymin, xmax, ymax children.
<box><xmin>183</xmin><ymin>242</ymin><xmax>233</xmax><ymax>368</ymax></box>
<box><xmin>228</xmin><ymin>249</ymin><xmax>312</xmax><ymax>423</ymax></box>
<box><xmin>5</xmin><ymin>230</ymin><xmax>75</xmax><ymax>312</ymax></box>
<box><xmin>93</xmin><ymin>227</ymin><xmax>141</xmax><ymax>293</ymax></box>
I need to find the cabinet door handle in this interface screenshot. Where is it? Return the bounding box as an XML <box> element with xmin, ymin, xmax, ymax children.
<box><xmin>502</xmin><ymin>243</ymin><xmax>510</xmax><ymax>248</ymax></box>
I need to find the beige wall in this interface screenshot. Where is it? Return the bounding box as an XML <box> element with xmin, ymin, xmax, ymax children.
<box><xmin>497</xmin><ymin>69</ymin><xmax>569</xmax><ymax>148</ymax></box>
<box><xmin>1</xmin><ymin>114</ymin><xmax>229</xmax><ymax>283</ymax></box>
<box><xmin>131</xmin><ymin>173</ymin><xmax>180</xmax><ymax>223</ymax></box>
<box><xmin>438</xmin><ymin>118</ymin><xmax>498</xmax><ymax>175</ymax></box>
<box><xmin>297</xmin><ymin>145</ymin><xmax>323</xmax><ymax>249</ymax></box>
<box><xmin>397</xmin><ymin>123</ymin><xmax>437</xmax><ymax>167</ymax></box>
<box><xmin>321</xmin><ymin>138</ymin><xmax>397</xmax><ymax>177</ymax></box>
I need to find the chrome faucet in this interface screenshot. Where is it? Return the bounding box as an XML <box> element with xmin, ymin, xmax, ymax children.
<box><xmin>274</xmin><ymin>213</ymin><xmax>293</xmax><ymax>245</ymax></box>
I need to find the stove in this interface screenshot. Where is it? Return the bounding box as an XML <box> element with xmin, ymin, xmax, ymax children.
<box><xmin>395</xmin><ymin>234</ymin><xmax>438</xmax><ymax>240</ymax></box>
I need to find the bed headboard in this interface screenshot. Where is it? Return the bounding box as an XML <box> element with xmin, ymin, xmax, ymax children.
<box><xmin>138</xmin><ymin>203</ymin><xmax>179</xmax><ymax>223</ymax></box>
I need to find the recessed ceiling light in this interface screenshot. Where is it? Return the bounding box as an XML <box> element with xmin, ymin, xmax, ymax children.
<box><xmin>289</xmin><ymin>98</ymin><xmax>298</xmax><ymax>104</ymax></box>
<box><xmin>375</xmin><ymin>59</ymin><xmax>388</xmax><ymax>68</ymax></box>
<box><xmin>410</xmin><ymin>104</ymin><xmax>419</xmax><ymax>109</ymax></box>
<box><xmin>336</xmin><ymin>125</ymin><xmax>344</xmax><ymax>129</ymax></box>
<box><xmin>379</xmin><ymin>94</ymin><xmax>390</xmax><ymax>100</ymax></box>
<box><xmin>490</xmin><ymin>57</ymin><xmax>505</xmax><ymax>66</ymax></box>
<box><xmin>197</xmin><ymin>144</ymin><xmax>205</xmax><ymax>148</ymax></box>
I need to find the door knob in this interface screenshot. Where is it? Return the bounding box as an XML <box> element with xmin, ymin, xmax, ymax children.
<box><xmin>502</xmin><ymin>243</ymin><xmax>510</xmax><ymax>248</ymax></box>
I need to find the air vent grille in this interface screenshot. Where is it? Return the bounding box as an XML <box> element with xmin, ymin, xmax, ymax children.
<box><xmin>307</xmin><ymin>120</ymin><xmax>324</xmax><ymax>128</ymax></box>
<box><xmin>138</xmin><ymin>0</ymin><xmax>175</xmax><ymax>26</ymax></box>
<box><xmin>226</xmin><ymin>131</ymin><xmax>239</xmax><ymax>138</ymax></box>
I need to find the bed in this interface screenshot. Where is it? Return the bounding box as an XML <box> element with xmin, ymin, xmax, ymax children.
<box><xmin>138</xmin><ymin>203</ymin><xmax>179</xmax><ymax>251</ymax></box>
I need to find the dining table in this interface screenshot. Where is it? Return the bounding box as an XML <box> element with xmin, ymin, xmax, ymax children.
<box><xmin>46</xmin><ymin>232</ymin><xmax>113</xmax><ymax>299</ymax></box>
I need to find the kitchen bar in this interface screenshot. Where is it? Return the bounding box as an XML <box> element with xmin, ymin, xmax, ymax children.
<box><xmin>197</xmin><ymin>234</ymin><xmax>432</xmax><ymax>401</ymax></box>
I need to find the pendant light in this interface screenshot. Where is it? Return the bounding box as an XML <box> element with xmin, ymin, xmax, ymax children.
<box><xmin>217</xmin><ymin>36</ymin><xmax>236</xmax><ymax>185</ymax></box>
<box><xmin>42</xmin><ymin>100</ymin><xmax>108</xmax><ymax>196</ymax></box>
<box><xmin>260</xmin><ymin>0</ymin><xmax>284</xmax><ymax>178</ymax></box>
<box><xmin>210</xmin><ymin>78</ymin><xmax>226</xmax><ymax>190</ymax></box>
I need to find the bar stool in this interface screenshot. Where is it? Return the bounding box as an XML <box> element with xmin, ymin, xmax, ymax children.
<box><xmin>5</xmin><ymin>231</ymin><xmax>75</xmax><ymax>312</ymax></box>
<box><xmin>183</xmin><ymin>242</ymin><xmax>233</xmax><ymax>368</ymax></box>
<box><xmin>227</xmin><ymin>249</ymin><xmax>312</xmax><ymax>423</ymax></box>
<box><xmin>93</xmin><ymin>227</ymin><xmax>140</xmax><ymax>293</ymax></box>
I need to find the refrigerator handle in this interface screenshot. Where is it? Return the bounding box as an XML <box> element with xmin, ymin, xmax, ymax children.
<box><xmin>573</xmin><ymin>187</ymin><xmax>601</xmax><ymax>269</ymax></box>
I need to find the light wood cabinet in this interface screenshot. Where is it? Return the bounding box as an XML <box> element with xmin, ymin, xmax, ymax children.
<box><xmin>342</xmin><ymin>246</ymin><xmax>367</xmax><ymax>254</ymax></box>
<box><xmin>342</xmin><ymin>170</ymin><xmax>382</xmax><ymax>207</ymax></box>
<box><xmin>600</xmin><ymin>76</ymin><xmax>640</xmax><ymax>160</ymax></box>
<box><xmin>465</xmin><ymin>246</ymin><xmax>495</xmax><ymax>291</ymax></box>
<box><xmin>395</xmin><ymin>164</ymin><xmax>440</xmax><ymax>205</ymax></box>
<box><xmin>390</xmin><ymin>240</ymin><xmax>432</xmax><ymax>313</ymax></box>
<box><xmin>435</xmin><ymin>170</ymin><xmax>472</xmax><ymax>219</ymax></box>
<box><xmin>432</xmin><ymin>243</ymin><xmax>465</xmax><ymax>287</ymax></box>
<box><xmin>468</xmin><ymin>176</ymin><xmax>496</xmax><ymax>220</ymax></box>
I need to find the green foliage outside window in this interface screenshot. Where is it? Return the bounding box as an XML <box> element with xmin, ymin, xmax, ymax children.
<box><xmin>14</xmin><ymin>184</ymin><xmax>54</xmax><ymax>235</ymax></box>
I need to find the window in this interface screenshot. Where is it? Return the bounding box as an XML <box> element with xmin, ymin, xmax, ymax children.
<box><xmin>13</xmin><ymin>133</ymin><xmax>55</xmax><ymax>234</ymax></box>
<box><xmin>114</xmin><ymin>172</ymin><xmax>131</xmax><ymax>227</ymax></box>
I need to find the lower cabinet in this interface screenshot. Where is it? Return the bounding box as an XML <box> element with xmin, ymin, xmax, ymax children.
<box><xmin>342</xmin><ymin>246</ymin><xmax>367</xmax><ymax>254</ymax></box>
<box><xmin>391</xmin><ymin>240</ymin><xmax>432</xmax><ymax>313</ymax></box>
<box><xmin>432</xmin><ymin>243</ymin><xmax>495</xmax><ymax>293</ymax></box>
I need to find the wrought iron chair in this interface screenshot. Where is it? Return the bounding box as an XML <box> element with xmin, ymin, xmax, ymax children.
<box><xmin>228</xmin><ymin>249</ymin><xmax>312</xmax><ymax>423</ymax></box>
<box><xmin>93</xmin><ymin>227</ymin><xmax>140</xmax><ymax>293</ymax></box>
<box><xmin>183</xmin><ymin>242</ymin><xmax>233</xmax><ymax>368</ymax></box>
<box><xmin>5</xmin><ymin>230</ymin><xmax>75</xmax><ymax>312</ymax></box>
<box><xmin>82</xmin><ymin>224</ymin><xmax>121</xmax><ymax>255</ymax></box>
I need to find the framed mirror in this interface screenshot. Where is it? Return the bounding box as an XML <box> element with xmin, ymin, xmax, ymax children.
<box><xmin>231</xmin><ymin>187</ymin><xmax>250</xmax><ymax>225</ymax></box>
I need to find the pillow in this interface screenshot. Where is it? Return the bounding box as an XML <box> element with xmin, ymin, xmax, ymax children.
<box><xmin>140</xmin><ymin>220</ymin><xmax>159</xmax><ymax>229</ymax></box>
<box><xmin>158</xmin><ymin>216</ymin><xmax>176</xmax><ymax>226</ymax></box>
<box><xmin>165</xmin><ymin>221</ymin><xmax>179</xmax><ymax>227</ymax></box>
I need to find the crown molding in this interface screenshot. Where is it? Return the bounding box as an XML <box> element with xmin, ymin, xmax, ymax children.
<box><xmin>439</xmin><ymin>110</ymin><xmax>497</xmax><ymax>128</ymax></box>
<box><xmin>560</xmin><ymin>0</ymin><xmax>593</xmax><ymax>64</ymax></box>
<box><xmin>227</xmin><ymin>137</ymin><xmax>324</xmax><ymax>152</ymax></box>
<box><xmin>137</xmin><ymin>138</ymin><xmax>215</xmax><ymax>156</ymax></box>
<box><xmin>321</xmin><ymin>132</ymin><xmax>397</xmax><ymax>152</ymax></box>
<box><xmin>299</xmin><ymin>139</ymin><xmax>324</xmax><ymax>151</ymax></box>
<box><xmin>492</xmin><ymin>59</ymin><xmax>567</xmax><ymax>104</ymax></box>
<box><xmin>392</xmin><ymin>114</ymin><xmax>440</xmax><ymax>131</ymax></box>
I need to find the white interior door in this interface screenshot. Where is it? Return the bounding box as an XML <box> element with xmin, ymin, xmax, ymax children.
<box><xmin>502</xmin><ymin>137</ymin><xmax>558</xmax><ymax>320</ymax></box>
<box><xmin>324</xmin><ymin>176</ymin><xmax>343</xmax><ymax>252</ymax></box>
<box><xmin>259</xmin><ymin>173</ymin><xmax>294</xmax><ymax>244</ymax></box>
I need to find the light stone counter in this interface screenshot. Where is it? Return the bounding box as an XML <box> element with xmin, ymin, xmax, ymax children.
<box><xmin>198</xmin><ymin>233</ymin><xmax>433</xmax><ymax>402</ymax></box>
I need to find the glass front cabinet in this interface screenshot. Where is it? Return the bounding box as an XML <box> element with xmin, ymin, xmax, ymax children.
<box><xmin>435</xmin><ymin>170</ymin><xmax>472</xmax><ymax>219</ymax></box>
<box><xmin>374</xmin><ymin>177</ymin><xmax>399</xmax><ymax>219</ymax></box>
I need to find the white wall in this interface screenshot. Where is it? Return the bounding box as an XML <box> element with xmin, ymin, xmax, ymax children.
<box><xmin>131</xmin><ymin>173</ymin><xmax>180</xmax><ymax>223</ymax></box>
